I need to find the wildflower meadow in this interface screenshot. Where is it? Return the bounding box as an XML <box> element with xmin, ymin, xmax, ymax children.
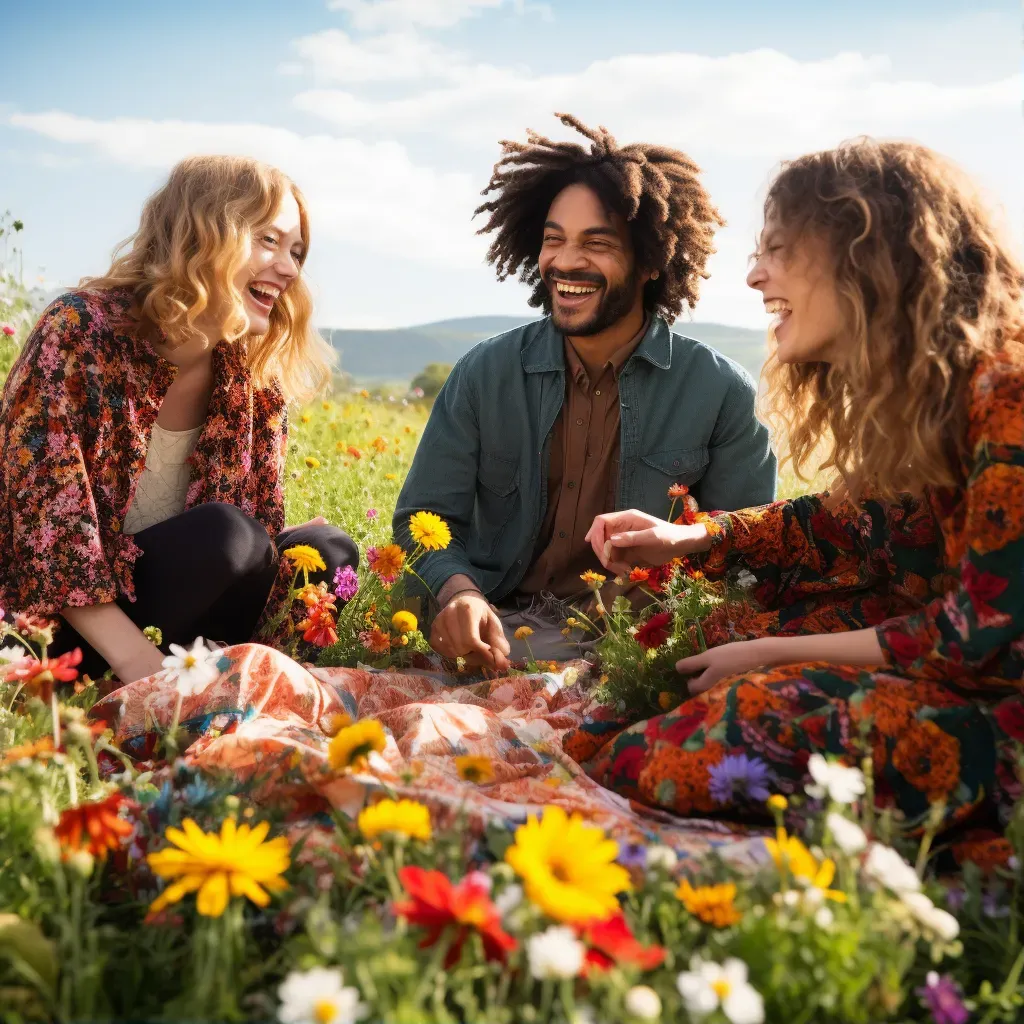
<box><xmin>3</xmin><ymin>250</ymin><xmax>1024</xmax><ymax>1024</ymax></box>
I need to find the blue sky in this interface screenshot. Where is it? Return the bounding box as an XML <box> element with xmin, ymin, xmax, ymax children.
<box><xmin>3</xmin><ymin>0</ymin><xmax>1021</xmax><ymax>329</ymax></box>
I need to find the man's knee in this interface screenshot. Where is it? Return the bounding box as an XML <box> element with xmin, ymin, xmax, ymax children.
<box><xmin>186</xmin><ymin>502</ymin><xmax>276</xmax><ymax>579</ymax></box>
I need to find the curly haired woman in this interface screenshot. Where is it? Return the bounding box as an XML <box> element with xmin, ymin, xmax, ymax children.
<box><xmin>577</xmin><ymin>139</ymin><xmax>1024</xmax><ymax>835</ymax></box>
<box><xmin>0</xmin><ymin>156</ymin><xmax>358</xmax><ymax>685</ymax></box>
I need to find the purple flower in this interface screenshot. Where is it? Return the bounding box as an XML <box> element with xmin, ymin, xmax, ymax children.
<box><xmin>944</xmin><ymin>886</ymin><xmax>966</xmax><ymax>913</ymax></box>
<box><xmin>708</xmin><ymin>754</ymin><xmax>773</xmax><ymax>805</ymax></box>
<box><xmin>333</xmin><ymin>564</ymin><xmax>359</xmax><ymax>602</ymax></box>
<box><xmin>916</xmin><ymin>972</ymin><xmax>969</xmax><ymax>1024</ymax></box>
<box><xmin>617</xmin><ymin>843</ymin><xmax>647</xmax><ymax>869</ymax></box>
<box><xmin>366</xmin><ymin>508</ymin><xmax>379</xmax><ymax>520</ymax></box>
<box><xmin>982</xmin><ymin>888</ymin><xmax>1010</xmax><ymax>918</ymax></box>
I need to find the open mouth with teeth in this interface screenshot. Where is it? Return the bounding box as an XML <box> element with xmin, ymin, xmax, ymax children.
<box><xmin>552</xmin><ymin>279</ymin><xmax>602</xmax><ymax>310</ymax></box>
<box><xmin>765</xmin><ymin>298</ymin><xmax>792</xmax><ymax>331</ymax></box>
<box><xmin>247</xmin><ymin>281</ymin><xmax>282</xmax><ymax>313</ymax></box>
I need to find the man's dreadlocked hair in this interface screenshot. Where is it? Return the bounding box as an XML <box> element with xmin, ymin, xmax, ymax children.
<box><xmin>475</xmin><ymin>113</ymin><xmax>725</xmax><ymax>321</ymax></box>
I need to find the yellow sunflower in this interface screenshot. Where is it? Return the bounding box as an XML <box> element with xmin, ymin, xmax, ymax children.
<box><xmin>504</xmin><ymin>805</ymin><xmax>630</xmax><ymax>924</ymax></box>
<box><xmin>146</xmin><ymin>818</ymin><xmax>290</xmax><ymax>918</ymax></box>
<box><xmin>357</xmin><ymin>798</ymin><xmax>432</xmax><ymax>841</ymax></box>
<box><xmin>409</xmin><ymin>511</ymin><xmax>452</xmax><ymax>551</ymax></box>
<box><xmin>455</xmin><ymin>754</ymin><xmax>495</xmax><ymax>784</ymax></box>
<box><xmin>391</xmin><ymin>610</ymin><xmax>418</xmax><ymax>634</ymax></box>
<box><xmin>283</xmin><ymin>545</ymin><xmax>326</xmax><ymax>575</ymax></box>
<box><xmin>328</xmin><ymin>719</ymin><xmax>387</xmax><ymax>772</ymax></box>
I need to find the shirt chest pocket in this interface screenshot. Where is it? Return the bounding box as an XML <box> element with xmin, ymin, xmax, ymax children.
<box><xmin>637</xmin><ymin>445</ymin><xmax>708</xmax><ymax>513</ymax></box>
<box><xmin>474</xmin><ymin>450</ymin><xmax>521</xmax><ymax>558</ymax></box>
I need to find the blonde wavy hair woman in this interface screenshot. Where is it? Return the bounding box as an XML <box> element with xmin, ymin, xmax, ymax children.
<box><xmin>0</xmin><ymin>155</ymin><xmax>357</xmax><ymax>686</ymax></box>
<box><xmin>578</xmin><ymin>138</ymin><xmax>1024</xmax><ymax>830</ymax></box>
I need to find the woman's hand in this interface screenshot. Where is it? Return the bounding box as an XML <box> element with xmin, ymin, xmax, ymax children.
<box><xmin>675</xmin><ymin>639</ymin><xmax>780</xmax><ymax>695</ymax></box>
<box><xmin>585</xmin><ymin>509</ymin><xmax>712</xmax><ymax>576</ymax></box>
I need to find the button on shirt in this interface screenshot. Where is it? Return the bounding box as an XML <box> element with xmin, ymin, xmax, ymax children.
<box><xmin>518</xmin><ymin>319</ymin><xmax>647</xmax><ymax>600</ymax></box>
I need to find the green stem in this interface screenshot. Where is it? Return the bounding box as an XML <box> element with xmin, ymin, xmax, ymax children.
<box><xmin>51</xmin><ymin>687</ymin><xmax>61</xmax><ymax>751</ymax></box>
<box><xmin>560</xmin><ymin>977</ymin><xmax>577</xmax><ymax>1022</ymax></box>
<box><xmin>62</xmin><ymin>757</ymin><xmax>79</xmax><ymax>807</ymax></box>
<box><xmin>539</xmin><ymin>979</ymin><xmax>555</xmax><ymax>1023</ymax></box>
<box><xmin>96</xmin><ymin>740</ymin><xmax>136</xmax><ymax>780</ymax></box>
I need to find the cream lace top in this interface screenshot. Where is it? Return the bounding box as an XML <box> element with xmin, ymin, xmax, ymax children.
<box><xmin>122</xmin><ymin>424</ymin><xmax>203</xmax><ymax>536</ymax></box>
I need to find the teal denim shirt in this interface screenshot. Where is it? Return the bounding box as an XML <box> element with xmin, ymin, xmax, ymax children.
<box><xmin>394</xmin><ymin>314</ymin><xmax>776</xmax><ymax>603</ymax></box>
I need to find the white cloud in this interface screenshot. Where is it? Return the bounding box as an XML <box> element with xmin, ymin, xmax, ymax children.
<box><xmin>7</xmin><ymin>111</ymin><xmax>485</xmax><ymax>268</ymax></box>
<box><xmin>288</xmin><ymin>28</ymin><xmax>464</xmax><ymax>83</ymax></box>
<box><xmin>293</xmin><ymin>48</ymin><xmax>1020</xmax><ymax>159</ymax></box>
<box><xmin>327</xmin><ymin>0</ymin><xmax>508</xmax><ymax>31</ymax></box>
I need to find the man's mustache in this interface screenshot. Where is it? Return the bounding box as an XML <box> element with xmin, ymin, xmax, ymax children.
<box><xmin>544</xmin><ymin>270</ymin><xmax>606</xmax><ymax>288</ymax></box>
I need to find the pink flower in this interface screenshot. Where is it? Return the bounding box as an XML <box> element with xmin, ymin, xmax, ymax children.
<box><xmin>366</xmin><ymin>508</ymin><xmax>379</xmax><ymax>520</ymax></box>
<box><xmin>1</xmin><ymin>324</ymin><xmax>15</xmax><ymax>337</ymax></box>
<box><xmin>333</xmin><ymin>565</ymin><xmax>359</xmax><ymax>602</ymax></box>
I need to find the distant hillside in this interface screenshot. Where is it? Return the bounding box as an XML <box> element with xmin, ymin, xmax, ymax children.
<box><xmin>322</xmin><ymin>316</ymin><xmax>768</xmax><ymax>382</ymax></box>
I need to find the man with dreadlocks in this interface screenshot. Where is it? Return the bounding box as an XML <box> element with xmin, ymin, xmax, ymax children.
<box><xmin>395</xmin><ymin>114</ymin><xmax>776</xmax><ymax>670</ymax></box>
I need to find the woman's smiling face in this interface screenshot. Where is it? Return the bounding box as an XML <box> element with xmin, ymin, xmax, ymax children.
<box><xmin>746</xmin><ymin>217</ymin><xmax>847</xmax><ymax>364</ymax></box>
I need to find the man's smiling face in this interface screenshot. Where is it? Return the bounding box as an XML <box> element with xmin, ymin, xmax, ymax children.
<box><xmin>538</xmin><ymin>183</ymin><xmax>643</xmax><ymax>336</ymax></box>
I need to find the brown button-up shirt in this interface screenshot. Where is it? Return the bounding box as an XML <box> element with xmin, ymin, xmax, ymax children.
<box><xmin>518</xmin><ymin>320</ymin><xmax>648</xmax><ymax>600</ymax></box>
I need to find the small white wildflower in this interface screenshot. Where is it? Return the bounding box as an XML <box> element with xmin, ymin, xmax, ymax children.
<box><xmin>0</xmin><ymin>643</ymin><xmax>28</xmax><ymax>665</ymax></box>
<box><xmin>645</xmin><ymin>844</ymin><xmax>678</xmax><ymax>873</ymax></box>
<box><xmin>677</xmin><ymin>956</ymin><xmax>764</xmax><ymax>1024</ymax></box>
<box><xmin>814</xmin><ymin>906</ymin><xmax>834</xmax><ymax>929</ymax></box>
<box><xmin>863</xmin><ymin>842</ymin><xmax>921</xmax><ymax>894</ymax></box>
<box><xmin>624</xmin><ymin>985</ymin><xmax>662</xmax><ymax>1020</ymax></box>
<box><xmin>527</xmin><ymin>925</ymin><xmax>585</xmax><ymax>980</ymax></box>
<box><xmin>826</xmin><ymin>812</ymin><xmax>867</xmax><ymax>855</ymax></box>
<box><xmin>162</xmin><ymin>636</ymin><xmax>221</xmax><ymax>697</ymax></box>
<box><xmin>805</xmin><ymin>754</ymin><xmax>865</xmax><ymax>804</ymax></box>
<box><xmin>277</xmin><ymin>966</ymin><xmax>367</xmax><ymax>1024</ymax></box>
<box><xmin>900</xmin><ymin>891</ymin><xmax>960</xmax><ymax>941</ymax></box>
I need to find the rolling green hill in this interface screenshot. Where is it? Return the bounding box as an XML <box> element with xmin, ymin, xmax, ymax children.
<box><xmin>323</xmin><ymin>316</ymin><xmax>769</xmax><ymax>382</ymax></box>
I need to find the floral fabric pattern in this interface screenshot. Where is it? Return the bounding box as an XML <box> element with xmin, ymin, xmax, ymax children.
<box><xmin>90</xmin><ymin>642</ymin><xmax>770</xmax><ymax>867</ymax></box>
<box><xmin>0</xmin><ymin>289</ymin><xmax>288</xmax><ymax>631</ymax></box>
<box><xmin>571</xmin><ymin>343</ymin><xmax>1024</xmax><ymax>830</ymax></box>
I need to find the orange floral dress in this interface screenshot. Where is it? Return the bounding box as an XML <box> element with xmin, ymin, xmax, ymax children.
<box><xmin>568</xmin><ymin>342</ymin><xmax>1024</xmax><ymax>833</ymax></box>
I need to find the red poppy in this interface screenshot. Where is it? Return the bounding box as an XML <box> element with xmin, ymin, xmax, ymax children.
<box><xmin>644</xmin><ymin>563</ymin><xmax>677</xmax><ymax>594</ymax></box>
<box><xmin>635</xmin><ymin>611</ymin><xmax>672</xmax><ymax>650</ymax></box>
<box><xmin>578</xmin><ymin>912</ymin><xmax>666</xmax><ymax>974</ymax></box>
<box><xmin>394</xmin><ymin>866</ymin><xmax>516</xmax><ymax>967</ymax></box>
<box><xmin>3</xmin><ymin>648</ymin><xmax>82</xmax><ymax>702</ymax></box>
<box><xmin>54</xmin><ymin>791</ymin><xmax>135</xmax><ymax>858</ymax></box>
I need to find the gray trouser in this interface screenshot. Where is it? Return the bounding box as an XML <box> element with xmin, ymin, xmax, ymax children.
<box><xmin>496</xmin><ymin>592</ymin><xmax>596</xmax><ymax>662</ymax></box>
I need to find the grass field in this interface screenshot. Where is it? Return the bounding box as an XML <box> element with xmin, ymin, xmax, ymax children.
<box><xmin>282</xmin><ymin>390</ymin><xmax>826</xmax><ymax>544</ymax></box>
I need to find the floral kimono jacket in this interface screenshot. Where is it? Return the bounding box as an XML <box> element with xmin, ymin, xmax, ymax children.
<box><xmin>0</xmin><ymin>288</ymin><xmax>288</xmax><ymax>632</ymax></box>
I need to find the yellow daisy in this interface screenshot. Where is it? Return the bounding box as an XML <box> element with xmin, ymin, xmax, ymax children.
<box><xmin>391</xmin><ymin>610</ymin><xmax>418</xmax><ymax>634</ymax></box>
<box><xmin>357</xmin><ymin>798</ymin><xmax>432</xmax><ymax>841</ymax></box>
<box><xmin>676</xmin><ymin>879</ymin><xmax>742</xmax><ymax>927</ymax></box>
<box><xmin>765</xmin><ymin>828</ymin><xmax>847</xmax><ymax>903</ymax></box>
<box><xmin>408</xmin><ymin>511</ymin><xmax>452</xmax><ymax>551</ymax></box>
<box><xmin>284</xmin><ymin>545</ymin><xmax>326</xmax><ymax>575</ymax></box>
<box><xmin>514</xmin><ymin>626</ymin><xmax>534</xmax><ymax>640</ymax></box>
<box><xmin>328</xmin><ymin>719</ymin><xmax>387</xmax><ymax>772</ymax></box>
<box><xmin>504</xmin><ymin>805</ymin><xmax>630</xmax><ymax>924</ymax></box>
<box><xmin>304</xmin><ymin>456</ymin><xmax>321</xmax><ymax>469</ymax></box>
<box><xmin>455</xmin><ymin>754</ymin><xmax>495</xmax><ymax>784</ymax></box>
<box><xmin>146</xmin><ymin>818</ymin><xmax>290</xmax><ymax>918</ymax></box>
<box><xmin>580</xmin><ymin>570</ymin><xmax>606</xmax><ymax>587</ymax></box>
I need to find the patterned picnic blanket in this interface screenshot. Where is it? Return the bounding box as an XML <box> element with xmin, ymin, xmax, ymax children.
<box><xmin>90</xmin><ymin>643</ymin><xmax>769</xmax><ymax>868</ymax></box>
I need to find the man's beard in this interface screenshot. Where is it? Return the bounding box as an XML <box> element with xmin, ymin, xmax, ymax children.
<box><xmin>545</xmin><ymin>265</ymin><xmax>641</xmax><ymax>336</ymax></box>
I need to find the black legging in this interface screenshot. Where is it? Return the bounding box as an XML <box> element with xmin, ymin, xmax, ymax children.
<box><xmin>49</xmin><ymin>502</ymin><xmax>358</xmax><ymax>678</ymax></box>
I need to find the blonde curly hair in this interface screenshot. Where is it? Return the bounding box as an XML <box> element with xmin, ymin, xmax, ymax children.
<box><xmin>759</xmin><ymin>138</ymin><xmax>1024</xmax><ymax>500</ymax></box>
<box><xmin>81</xmin><ymin>155</ymin><xmax>333</xmax><ymax>404</ymax></box>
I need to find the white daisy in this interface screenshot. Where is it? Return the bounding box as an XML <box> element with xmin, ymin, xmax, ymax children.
<box><xmin>677</xmin><ymin>956</ymin><xmax>764</xmax><ymax>1024</ymax></box>
<box><xmin>162</xmin><ymin>636</ymin><xmax>221</xmax><ymax>697</ymax></box>
<box><xmin>863</xmin><ymin>842</ymin><xmax>921</xmax><ymax>894</ymax></box>
<box><xmin>625</xmin><ymin>985</ymin><xmax>662</xmax><ymax>1020</ymax></box>
<box><xmin>826</xmin><ymin>812</ymin><xmax>868</xmax><ymax>855</ymax></box>
<box><xmin>277</xmin><ymin>966</ymin><xmax>367</xmax><ymax>1024</ymax></box>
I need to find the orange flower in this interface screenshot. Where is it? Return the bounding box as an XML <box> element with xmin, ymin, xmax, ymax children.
<box><xmin>55</xmin><ymin>792</ymin><xmax>134</xmax><ymax>859</ymax></box>
<box><xmin>676</xmin><ymin>879</ymin><xmax>742</xmax><ymax>927</ymax></box>
<box><xmin>359</xmin><ymin>628</ymin><xmax>392</xmax><ymax>654</ymax></box>
<box><xmin>2</xmin><ymin>736</ymin><xmax>56</xmax><ymax>764</ymax></box>
<box><xmin>637</xmin><ymin>741</ymin><xmax>725</xmax><ymax>814</ymax></box>
<box><xmin>371</xmin><ymin>436</ymin><xmax>388</xmax><ymax>453</ymax></box>
<box><xmin>298</xmin><ymin>607</ymin><xmax>339</xmax><ymax>647</ymax></box>
<box><xmin>668</xmin><ymin>483</ymin><xmax>689</xmax><ymax>498</ymax></box>
<box><xmin>628</xmin><ymin>567</ymin><xmax>651</xmax><ymax>583</ymax></box>
<box><xmin>891</xmin><ymin>719</ymin><xmax>960</xmax><ymax>800</ymax></box>
<box><xmin>347</xmin><ymin>445</ymin><xmax>363</xmax><ymax>460</ymax></box>
<box><xmin>367</xmin><ymin>544</ymin><xmax>405</xmax><ymax>582</ymax></box>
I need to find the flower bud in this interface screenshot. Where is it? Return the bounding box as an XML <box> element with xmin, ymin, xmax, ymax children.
<box><xmin>65</xmin><ymin>850</ymin><xmax>94</xmax><ymax>879</ymax></box>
